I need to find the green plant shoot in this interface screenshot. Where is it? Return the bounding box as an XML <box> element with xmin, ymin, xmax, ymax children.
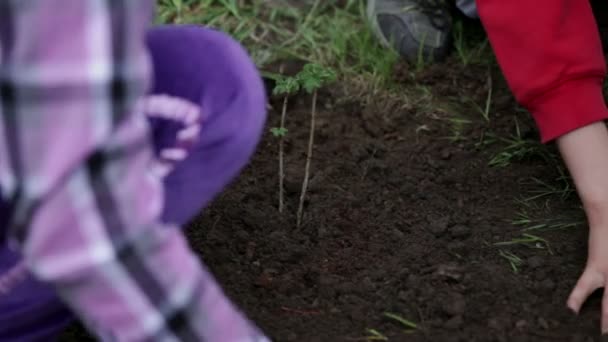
<box><xmin>273</xmin><ymin>75</ymin><xmax>300</xmax><ymax>96</ymax></box>
<box><xmin>295</xmin><ymin>63</ymin><xmax>336</xmax><ymax>227</ymax></box>
<box><xmin>296</xmin><ymin>63</ymin><xmax>337</xmax><ymax>93</ymax></box>
<box><xmin>270</xmin><ymin>127</ymin><xmax>288</xmax><ymax>137</ymax></box>
<box><xmin>272</xmin><ymin>74</ymin><xmax>300</xmax><ymax>214</ymax></box>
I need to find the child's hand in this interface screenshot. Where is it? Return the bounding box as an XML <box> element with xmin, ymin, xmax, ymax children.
<box><xmin>556</xmin><ymin>121</ymin><xmax>608</xmax><ymax>334</ymax></box>
<box><xmin>567</xmin><ymin>226</ymin><xmax>608</xmax><ymax>333</ymax></box>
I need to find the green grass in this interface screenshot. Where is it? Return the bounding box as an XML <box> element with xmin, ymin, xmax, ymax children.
<box><xmin>498</xmin><ymin>249</ymin><xmax>523</xmax><ymax>273</ymax></box>
<box><xmin>157</xmin><ymin>0</ymin><xmax>400</xmax><ymax>88</ymax></box>
<box><xmin>361</xmin><ymin>312</ymin><xmax>418</xmax><ymax>341</ymax></box>
<box><xmin>472</xmin><ymin>73</ymin><xmax>493</xmax><ymax>122</ymax></box>
<box><xmin>364</xmin><ymin>329</ymin><xmax>388</xmax><ymax>341</ymax></box>
<box><xmin>512</xmin><ymin>209</ymin><xmax>583</xmax><ymax>232</ymax></box>
<box><xmin>155</xmin><ymin>0</ymin><xmax>499</xmax><ymax>101</ymax></box>
<box><xmin>452</xmin><ymin>18</ymin><xmax>491</xmax><ymax>67</ymax></box>
<box><xmin>512</xmin><ymin>185</ymin><xmax>584</xmax><ymax>233</ymax></box>
<box><xmin>494</xmin><ymin>232</ymin><xmax>553</xmax><ymax>273</ymax></box>
<box><xmin>483</xmin><ymin>120</ymin><xmax>560</xmax><ymax>170</ymax></box>
<box><xmin>494</xmin><ymin>233</ymin><xmax>553</xmax><ymax>254</ymax></box>
<box><xmin>496</xmin><ymin>165</ymin><xmax>585</xmax><ymax>273</ymax></box>
<box><xmin>383</xmin><ymin>312</ymin><xmax>418</xmax><ymax>331</ymax></box>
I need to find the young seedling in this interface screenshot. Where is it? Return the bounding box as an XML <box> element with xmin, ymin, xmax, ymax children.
<box><xmin>383</xmin><ymin>312</ymin><xmax>418</xmax><ymax>332</ymax></box>
<box><xmin>295</xmin><ymin>63</ymin><xmax>336</xmax><ymax>227</ymax></box>
<box><xmin>364</xmin><ymin>329</ymin><xmax>388</xmax><ymax>341</ymax></box>
<box><xmin>271</xmin><ymin>75</ymin><xmax>300</xmax><ymax>213</ymax></box>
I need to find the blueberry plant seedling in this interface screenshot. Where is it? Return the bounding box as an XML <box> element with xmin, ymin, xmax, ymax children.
<box><xmin>271</xmin><ymin>75</ymin><xmax>300</xmax><ymax>213</ymax></box>
<box><xmin>295</xmin><ymin>63</ymin><xmax>336</xmax><ymax>227</ymax></box>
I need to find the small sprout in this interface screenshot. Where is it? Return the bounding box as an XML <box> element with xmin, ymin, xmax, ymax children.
<box><xmin>365</xmin><ymin>329</ymin><xmax>388</xmax><ymax>341</ymax></box>
<box><xmin>383</xmin><ymin>312</ymin><xmax>418</xmax><ymax>331</ymax></box>
<box><xmin>273</xmin><ymin>75</ymin><xmax>300</xmax><ymax>96</ymax></box>
<box><xmin>270</xmin><ymin>127</ymin><xmax>288</xmax><ymax>137</ymax></box>
<box><xmin>297</xmin><ymin>63</ymin><xmax>337</xmax><ymax>94</ymax></box>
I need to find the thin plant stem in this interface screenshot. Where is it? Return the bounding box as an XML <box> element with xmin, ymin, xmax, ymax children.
<box><xmin>297</xmin><ymin>89</ymin><xmax>317</xmax><ymax>227</ymax></box>
<box><xmin>278</xmin><ymin>95</ymin><xmax>288</xmax><ymax>213</ymax></box>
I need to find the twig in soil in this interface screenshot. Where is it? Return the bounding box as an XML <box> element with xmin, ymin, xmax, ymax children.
<box><xmin>203</xmin><ymin>215</ymin><xmax>221</xmax><ymax>235</ymax></box>
<box><xmin>468</xmin><ymin>71</ymin><xmax>493</xmax><ymax>122</ymax></box>
<box><xmin>488</xmin><ymin>117</ymin><xmax>554</xmax><ymax>168</ymax></box>
<box><xmin>483</xmin><ymin>72</ymin><xmax>493</xmax><ymax>122</ymax></box>
<box><xmin>359</xmin><ymin>148</ymin><xmax>379</xmax><ymax>181</ymax></box>
<box><xmin>297</xmin><ymin>86</ymin><xmax>317</xmax><ymax>227</ymax></box>
<box><xmin>415</xmin><ymin>307</ymin><xmax>428</xmax><ymax>336</ymax></box>
<box><xmin>280</xmin><ymin>306</ymin><xmax>323</xmax><ymax>315</ymax></box>
<box><xmin>295</xmin><ymin>63</ymin><xmax>336</xmax><ymax>227</ymax></box>
<box><xmin>278</xmin><ymin>97</ymin><xmax>287</xmax><ymax>213</ymax></box>
<box><xmin>271</xmin><ymin>75</ymin><xmax>300</xmax><ymax>213</ymax></box>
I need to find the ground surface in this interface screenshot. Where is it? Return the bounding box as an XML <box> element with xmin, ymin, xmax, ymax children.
<box><xmin>185</xmin><ymin>62</ymin><xmax>600</xmax><ymax>342</ymax></box>
<box><xmin>60</xmin><ymin>1</ymin><xmax>608</xmax><ymax>341</ymax></box>
<box><xmin>61</xmin><ymin>58</ymin><xmax>605</xmax><ymax>341</ymax></box>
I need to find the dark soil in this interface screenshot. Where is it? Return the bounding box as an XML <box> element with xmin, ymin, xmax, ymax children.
<box><xmin>61</xmin><ymin>57</ymin><xmax>606</xmax><ymax>341</ymax></box>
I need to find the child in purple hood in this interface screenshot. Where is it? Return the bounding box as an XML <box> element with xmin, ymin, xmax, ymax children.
<box><xmin>0</xmin><ymin>1</ymin><xmax>269</xmax><ymax>341</ymax></box>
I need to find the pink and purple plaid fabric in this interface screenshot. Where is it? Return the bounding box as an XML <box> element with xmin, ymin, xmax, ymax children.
<box><xmin>0</xmin><ymin>1</ymin><xmax>269</xmax><ymax>340</ymax></box>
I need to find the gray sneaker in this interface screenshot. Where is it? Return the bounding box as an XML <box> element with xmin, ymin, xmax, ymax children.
<box><xmin>367</xmin><ymin>0</ymin><xmax>452</xmax><ymax>63</ymax></box>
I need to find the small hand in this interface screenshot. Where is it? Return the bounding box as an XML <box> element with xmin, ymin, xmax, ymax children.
<box><xmin>556</xmin><ymin>122</ymin><xmax>608</xmax><ymax>335</ymax></box>
<box><xmin>567</xmin><ymin>226</ymin><xmax>608</xmax><ymax>334</ymax></box>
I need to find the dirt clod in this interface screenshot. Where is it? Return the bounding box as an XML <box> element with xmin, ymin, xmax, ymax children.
<box><xmin>428</xmin><ymin>214</ymin><xmax>450</xmax><ymax>236</ymax></box>
<box><xmin>528</xmin><ymin>255</ymin><xmax>545</xmax><ymax>269</ymax></box>
<box><xmin>444</xmin><ymin>315</ymin><xmax>464</xmax><ymax>330</ymax></box>
<box><xmin>450</xmin><ymin>225</ymin><xmax>471</xmax><ymax>239</ymax></box>
<box><xmin>442</xmin><ymin>292</ymin><xmax>467</xmax><ymax>316</ymax></box>
<box><xmin>516</xmin><ymin>319</ymin><xmax>528</xmax><ymax>330</ymax></box>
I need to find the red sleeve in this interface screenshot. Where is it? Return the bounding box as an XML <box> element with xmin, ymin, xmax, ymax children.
<box><xmin>476</xmin><ymin>0</ymin><xmax>608</xmax><ymax>143</ymax></box>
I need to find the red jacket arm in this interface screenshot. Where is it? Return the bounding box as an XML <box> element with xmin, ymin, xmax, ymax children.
<box><xmin>476</xmin><ymin>0</ymin><xmax>608</xmax><ymax>143</ymax></box>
